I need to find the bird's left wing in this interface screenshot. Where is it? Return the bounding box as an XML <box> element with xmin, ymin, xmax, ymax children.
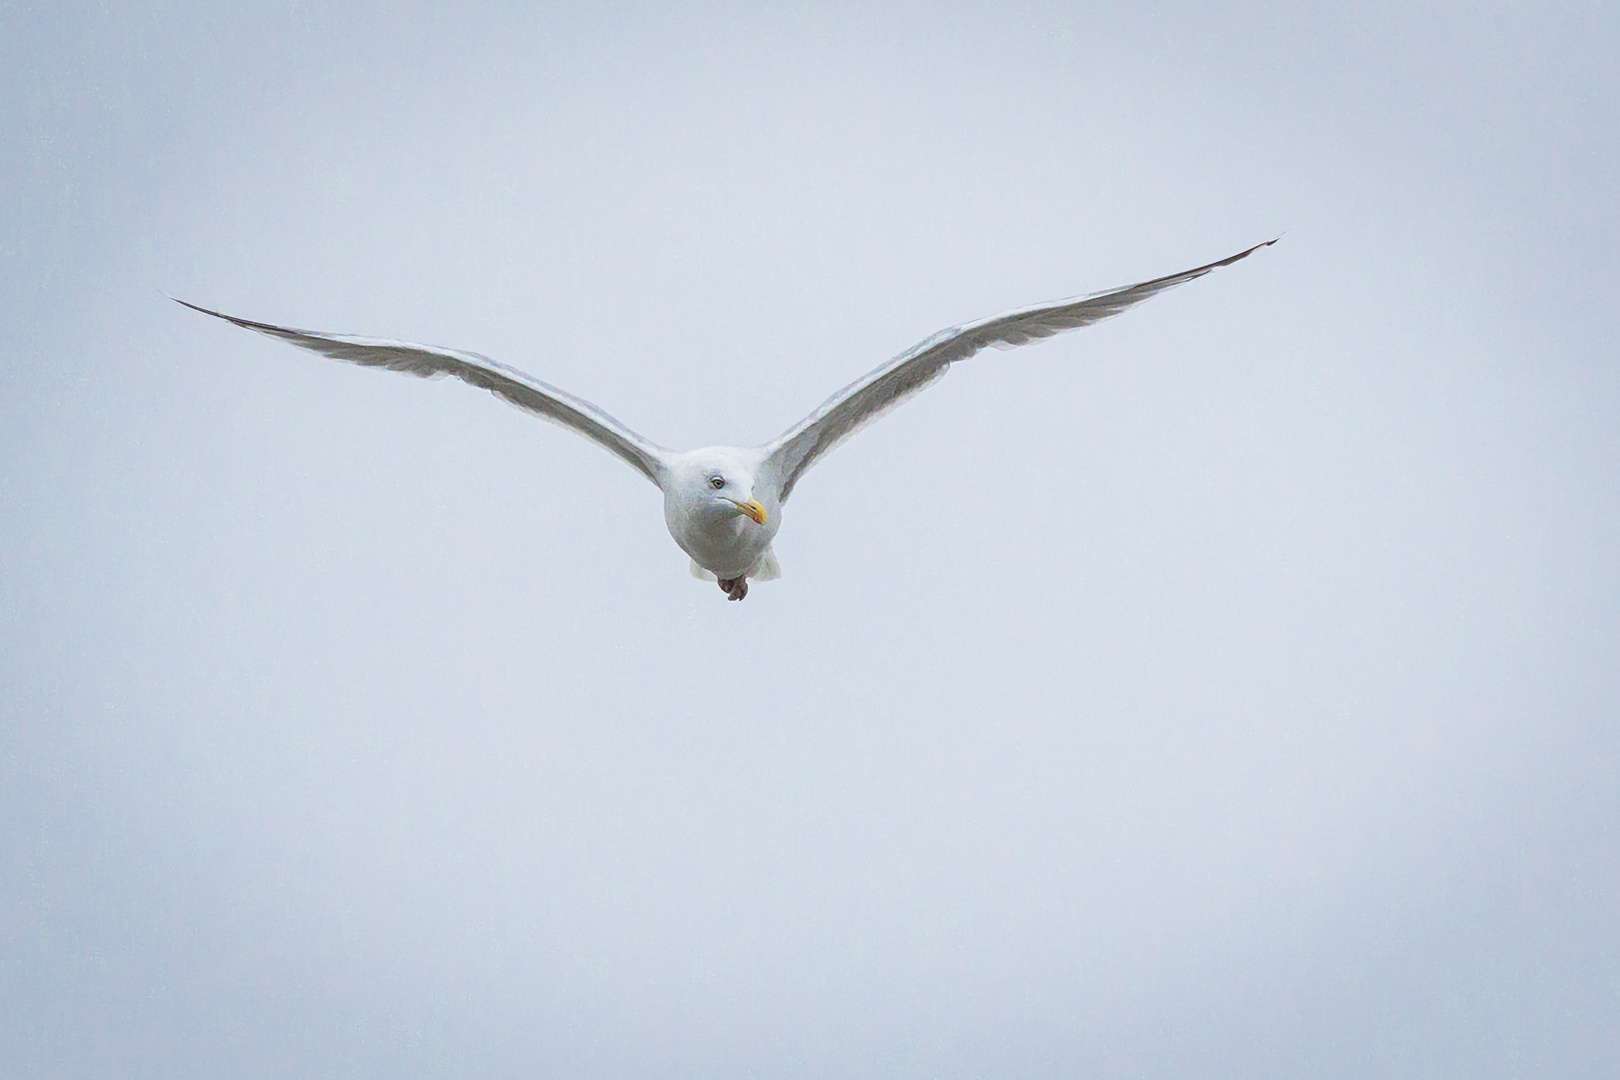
<box><xmin>174</xmin><ymin>299</ymin><xmax>670</xmax><ymax>486</ymax></box>
<box><xmin>761</xmin><ymin>239</ymin><xmax>1275</xmax><ymax>502</ymax></box>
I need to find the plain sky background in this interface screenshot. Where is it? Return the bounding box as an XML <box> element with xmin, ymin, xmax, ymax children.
<box><xmin>2</xmin><ymin>2</ymin><xmax>1617</xmax><ymax>1076</ymax></box>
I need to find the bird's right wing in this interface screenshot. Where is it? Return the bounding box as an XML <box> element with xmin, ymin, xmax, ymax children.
<box><xmin>761</xmin><ymin>239</ymin><xmax>1275</xmax><ymax>502</ymax></box>
<box><xmin>174</xmin><ymin>299</ymin><xmax>670</xmax><ymax>486</ymax></box>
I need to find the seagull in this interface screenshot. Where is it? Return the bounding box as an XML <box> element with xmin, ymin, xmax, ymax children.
<box><xmin>176</xmin><ymin>239</ymin><xmax>1273</xmax><ymax>600</ymax></box>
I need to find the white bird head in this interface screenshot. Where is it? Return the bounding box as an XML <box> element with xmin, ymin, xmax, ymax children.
<box><xmin>666</xmin><ymin>447</ymin><xmax>772</xmax><ymax>527</ymax></box>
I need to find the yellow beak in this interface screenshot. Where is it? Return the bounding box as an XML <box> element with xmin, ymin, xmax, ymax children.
<box><xmin>731</xmin><ymin>498</ymin><xmax>768</xmax><ymax>525</ymax></box>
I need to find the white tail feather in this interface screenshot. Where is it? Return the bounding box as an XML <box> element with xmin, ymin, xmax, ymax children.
<box><xmin>689</xmin><ymin>548</ymin><xmax>782</xmax><ymax>584</ymax></box>
<box><xmin>750</xmin><ymin>546</ymin><xmax>783</xmax><ymax>582</ymax></box>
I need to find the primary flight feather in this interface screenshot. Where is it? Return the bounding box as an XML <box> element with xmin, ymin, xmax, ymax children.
<box><xmin>176</xmin><ymin>238</ymin><xmax>1274</xmax><ymax>600</ymax></box>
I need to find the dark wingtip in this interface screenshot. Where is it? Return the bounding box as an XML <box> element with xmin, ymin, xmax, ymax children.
<box><xmin>167</xmin><ymin>293</ymin><xmax>225</xmax><ymax>318</ymax></box>
<box><xmin>165</xmin><ymin>294</ymin><xmax>281</xmax><ymax>334</ymax></box>
<box><xmin>1209</xmin><ymin>236</ymin><xmax>1281</xmax><ymax>271</ymax></box>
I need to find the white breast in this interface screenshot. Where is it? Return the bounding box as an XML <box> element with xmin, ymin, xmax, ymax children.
<box><xmin>666</xmin><ymin>504</ymin><xmax>777</xmax><ymax>578</ymax></box>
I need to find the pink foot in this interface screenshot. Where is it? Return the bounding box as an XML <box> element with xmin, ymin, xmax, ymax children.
<box><xmin>716</xmin><ymin>576</ymin><xmax>749</xmax><ymax>601</ymax></box>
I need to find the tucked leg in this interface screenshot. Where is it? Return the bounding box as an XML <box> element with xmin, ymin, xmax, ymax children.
<box><xmin>717</xmin><ymin>576</ymin><xmax>749</xmax><ymax>601</ymax></box>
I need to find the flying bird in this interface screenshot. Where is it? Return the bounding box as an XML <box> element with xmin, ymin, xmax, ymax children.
<box><xmin>176</xmin><ymin>239</ymin><xmax>1274</xmax><ymax>600</ymax></box>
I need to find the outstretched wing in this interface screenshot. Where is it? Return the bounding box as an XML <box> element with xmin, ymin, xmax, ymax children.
<box><xmin>174</xmin><ymin>299</ymin><xmax>669</xmax><ymax>486</ymax></box>
<box><xmin>761</xmin><ymin>239</ymin><xmax>1276</xmax><ymax>501</ymax></box>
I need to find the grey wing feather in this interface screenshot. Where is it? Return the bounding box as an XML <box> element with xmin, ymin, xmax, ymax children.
<box><xmin>762</xmin><ymin>238</ymin><xmax>1276</xmax><ymax>502</ymax></box>
<box><xmin>173</xmin><ymin>298</ymin><xmax>669</xmax><ymax>486</ymax></box>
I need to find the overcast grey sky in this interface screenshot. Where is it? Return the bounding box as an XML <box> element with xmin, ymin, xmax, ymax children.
<box><xmin>2</xmin><ymin>2</ymin><xmax>1617</xmax><ymax>1076</ymax></box>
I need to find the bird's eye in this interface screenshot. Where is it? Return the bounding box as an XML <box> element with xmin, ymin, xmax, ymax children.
<box><xmin>709</xmin><ymin>476</ymin><xmax>725</xmax><ymax>489</ymax></box>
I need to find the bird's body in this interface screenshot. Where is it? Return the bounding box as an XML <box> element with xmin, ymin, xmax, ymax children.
<box><xmin>176</xmin><ymin>239</ymin><xmax>1274</xmax><ymax>599</ymax></box>
<box><xmin>661</xmin><ymin>447</ymin><xmax>780</xmax><ymax>591</ymax></box>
